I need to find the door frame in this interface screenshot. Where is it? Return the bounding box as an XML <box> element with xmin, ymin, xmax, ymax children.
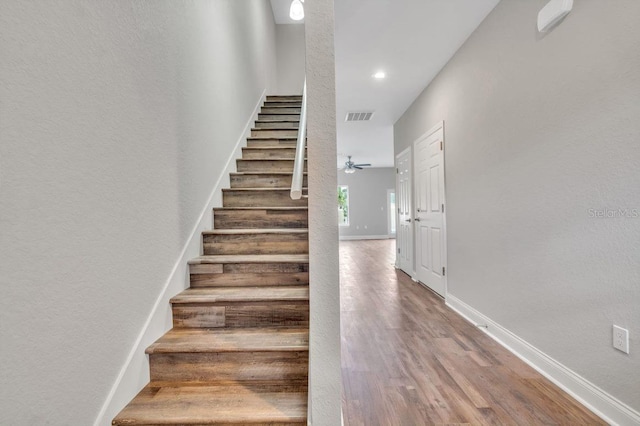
<box><xmin>412</xmin><ymin>121</ymin><xmax>448</xmax><ymax>298</ymax></box>
<box><xmin>395</xmin><ymin>146</ymin><xmax>413</xmax><ymax>274</ymax></box>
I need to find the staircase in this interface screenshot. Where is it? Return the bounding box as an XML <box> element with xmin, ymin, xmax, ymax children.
<box><xmin>113</xmin><ymin>96</ymin><xmax>309</xmax><ymax>425</ymax></box>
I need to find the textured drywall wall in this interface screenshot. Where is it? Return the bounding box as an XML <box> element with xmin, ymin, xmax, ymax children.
<box><xmin>394</xmin><ymin>0</ymin><xmax>640</xmax><ymax>411</ymax></box>
<box><xmin>338</xmin><ymin>168</ymin><xmax>395</xmax><ymax>238</ymax></box>
<box><xmin>305</xmin><ymin>0</ymin><xmax>342</xmax><ymax>425</ymax></box>
<box><xmin>276</xmin><ymin>24</ymin><xmax>306</xmax><ymax>95</ymax></box>
<box><xmin>0</xmin><ymin>1</ymin><xmax>276</xmax><ymax>425</ymax></box>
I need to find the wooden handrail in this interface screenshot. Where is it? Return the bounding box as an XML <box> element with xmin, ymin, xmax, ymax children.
<box><xmin>290</xmin><ymin>79</ymin><xmax>307</xmax><ymax>200</ymax></box>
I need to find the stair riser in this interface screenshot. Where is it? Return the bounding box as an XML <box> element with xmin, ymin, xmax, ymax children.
<box><xmin>203</xmin><ymin>241</ymin><xmax>309</xmax><ymax>255</ymax></box>
<box><xmin>247</xmin><ymin>139</ymin><xmax>297</xmax><ymax>148</ymax></box>
<box><xmin>262</xmin><ymin>107</ymin><xmax>301</xmax><ymax>114</ymax></box>
<box><xmin>263</xmin><ymin>102</ymin><xmax>302</xmax><ymax>108</ymax></box>
<box><xmin>204</xmin><ymin>234</ymin><xmax>309</xmax><ymax>255</ymax></box>
<box><xmin>255</xmin><ymin>121</ymin><xmax>299</xmax><ymax>129</ymax></box>
<box><xmin>251</xmin><ymin>129</ymin><xmax>298</xmax><ymax>138</ymax></box>
<box><xmin>236</xmin><ymin>160</ymin><xmax>306</xmax><ymax>173</ymax></box>
<box><xmin>266</xmin><ymin>96</ymin><xmax>302</xmax><ymax>102</ymax></box>
<box><xmin>172</xmin><ymin>302</ymin><xmax>309</xmax><ymax>328</ymax></box>
<box><xmin>259</xmin><ymin>114</ymin><xmax>300</xmax><ymax>121</ymax></box>
<box><xmin>223</xmin><ymin>190</ymin><xmax>308</xmax><ymax>208</ymax></box>
<box><xmin>150</xmin><ymin>351</ymin><xmax>308</xmax><ymax>384</ymax></box>
<box><xmin>191</xmin><ymin>272</ymin><xmax>309</xmax><ymax>287</ymax></box>
<box><xmin>214</xmin><ymin>209</ymin><xmax>308</xmax><ymax>229</ymax></box>
<box><xmin>242</xmin><ymin>148</ymin><xmax>300</xmax><ymax>159</ymax></box>
<box><xmin>230</xmin><ymin>174</ymin><xmax>308</xmax><ymax>189</ymax></box>
<box><xmin>190</xmin><ymin>263</ymin><xmax>309</xmax><ymax>287</ymax></box>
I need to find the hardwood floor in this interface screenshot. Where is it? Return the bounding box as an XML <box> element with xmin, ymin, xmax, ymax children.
<box><xmin>340</xmin><ymin>239</ymin><xmax>606</xmax><ymax>426</ymax></box>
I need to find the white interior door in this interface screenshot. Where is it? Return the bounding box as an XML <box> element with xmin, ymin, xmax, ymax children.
<box><xmin>395</xmin><ymin>148</ymin><xmax>413</xmax><ymax>274</ymax></box>
<box><xmin>414</xmin><ymin>124</ymin><xmax>446</xmax><ymax>297</ymax></box>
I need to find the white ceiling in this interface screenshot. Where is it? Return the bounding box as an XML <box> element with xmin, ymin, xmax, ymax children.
<box><xmin>271</xmin><ymin>0</ymin><xmax>500</xmax><ymax>168</ymax></box>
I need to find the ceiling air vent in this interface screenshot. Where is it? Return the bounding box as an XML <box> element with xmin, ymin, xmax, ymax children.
<box><xmin>345</xmin><ymin>111</ymin><xmax>374</xmax><ymax>122</ymax></box>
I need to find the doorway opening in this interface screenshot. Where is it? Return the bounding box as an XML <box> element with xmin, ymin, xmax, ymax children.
<box><xmin>388</xmin><ymin>189</ymin><xmax>396</xmax><ymax>237</ymax></box>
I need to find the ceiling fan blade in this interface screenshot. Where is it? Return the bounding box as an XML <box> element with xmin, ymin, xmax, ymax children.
<box><xmin>354</xmin><ymin>163</ymin><xmax>371</xmax><ymax>167</ymax></box>
<box><xmin>354</xmin><ymin>165</ymin><xmax>363</xmax><ymax>169</ymax></box>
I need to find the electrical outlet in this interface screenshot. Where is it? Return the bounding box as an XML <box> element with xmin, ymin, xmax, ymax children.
<box><xmin>613</xmin><ymin>325</ymin><xmax>629</xmax><ymax>354</ymax></box>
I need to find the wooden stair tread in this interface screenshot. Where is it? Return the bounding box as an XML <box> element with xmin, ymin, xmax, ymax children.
<box><xmin>257</xmin><ymin>109</ymin><xmax>300</xmax><ymax>113</ymax></box>
<box><xmin>256</xmin><ymin>120</ymin><xmax>300</xmax><ymax>123</ymax></box>
<box><xmin>236</xmin><ymin>158</ymin><xmax>304</xmax><ymax>161</ymax></box>
<box><xmin>262</xmin><ymin>107</ymin><xmax>301</xmax><ymax>110</ymax></box>
<box><xmin>248</xmin><ymin>136</ymin><xmax>298</xmax><ymax>140</ymax></box>
<box><xmin>144</xmin><ymin>380</ymin><xmax>308</xmax><ymax>388</ymax></box>
<box><xmin>240</xmin><ymin>145</ymin><xmax>304</xmax><ymax>149</ymax></box>
<box><xmin>146</xmin><ymin>327</ymin><xmax>309</xmax><ymax>354</ymax></box>
<box><xmin>222</xmin><ymin>187</ymin><xmax>307</xmax><ymax>191</ymax></box>
<box><xmin>262</xmin><ymin>104</ymin><xmax>302</xmax><ymax>107</ymax></box>
<box><xmin>252</xmin><ymin>127</ymin><xmax>301</xmax><ymax>131</ymax></box>
<box><xmin>230</xmin><ymin>172</ymin><xmax>308</xmax><ymax>176</ymax></box>
<box><xmin>242</xmin><ymin>146</ymin><xmax>301</xmax><ymax>150</ymax></box>
<box><xmin>203</xmin><ymin>229</ymin><xmax>308</xmax><ymax>235</ymax></box>
<box><xmin>236</xmin><ymin>162</ymin><xmax>306</xmax><ymax>166</ymax></box>
<box><xmin>213</xmin><ymin>206</ymin><xmax>307</xmax><ymax>211</ymax></box>
<box><xmin>189</xmin><ymin>254</ymin><xmax>309</xmax><ymax>264</ymax></box>
<box><xmin>112</xmin><ymin>384</ymin><xmax>307</xmax><ymax>425</ymax></box>
<box><xmin>171</xmin><ymin>286</ymin><xmax>309</xmax><ymax>304</ymax></box>
<box><xmin>261</xmin><ymin>109</ymin><xmax>301</xmax><ymax>113</ymax></box>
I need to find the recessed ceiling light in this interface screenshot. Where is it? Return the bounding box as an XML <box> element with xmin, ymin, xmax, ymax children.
<box><xmin>373</xmin><ymin>71</ymin><xmax>386</xmax><ymax>79</ymax></box>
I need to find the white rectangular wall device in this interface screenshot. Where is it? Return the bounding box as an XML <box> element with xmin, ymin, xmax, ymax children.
<box><xmin>538</xmin><ymin>0</ymin><xmax>573</xmax><ymax>32</ymax></box>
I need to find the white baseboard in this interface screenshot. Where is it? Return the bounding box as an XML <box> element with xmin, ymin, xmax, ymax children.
<box><xmin>446</xmin><ymin>294</ymin><xmax>640</xmax><ymax>426</ymax></box>
<box><xmin>339</xmin><ymin>234</ymin><xmax>394</xmax><ymax>241</ymax></box>
<box><xmin>93</xmin><ymin>90</ymin><xmax>266</xmax><ymax>426</ymax></box>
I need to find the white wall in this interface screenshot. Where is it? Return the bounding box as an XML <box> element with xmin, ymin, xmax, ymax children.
<box><xmin>305</xmin><ymin>0</ymin><xmax>343</xmax><ymax>425</ymax></box>
<box><xmin>395</xmin><ymin>0</ymin><xmax>640</xmax><ymax>418</ymax></box>
<box><xmin>338</xmin><ymin>168</ymin><xmax>395</xmax><ymax>239</ymax></box>
<box><xmin>0</xmin><ymin>1</ymin><xmax>276</xmax><ymax>425</ymax></box>
<box><xmin>276</xmin><ymin>24</ymin><xmax>306</xmax><ymax>95</ymax></box>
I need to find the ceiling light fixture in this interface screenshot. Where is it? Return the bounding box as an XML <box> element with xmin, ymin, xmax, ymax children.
<box><xmin>537</xmin><ymin>0</ymin><xmax>572</xmax><ymax>32</ymax></box>
<box><xmin>373</xmin><ymin>71</ymin><xmax>386</xmax><ymax>79</ymax></box>
<box><xmin>289</xmin><ymin>0</ymin><xmax>304</xmax><ymax>21</ymax></box>
<box><xmin>343</xmin><ymin>156</ymin><xmax>371</xmax><ymax>174</ymax></box>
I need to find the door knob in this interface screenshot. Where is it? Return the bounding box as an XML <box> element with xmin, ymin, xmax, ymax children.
<box><xmin>405</xmin><ymin>219</ymin><xmax>412</xmax><ymax>223</ymax></box>
<box><xmin>414</xmin><ymin>218</ymin><xmax>421</xmax><ymax>222</ymax></box>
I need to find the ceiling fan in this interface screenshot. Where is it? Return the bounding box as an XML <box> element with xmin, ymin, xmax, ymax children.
<box><xmin>342</xmin><ymin>155</ymin><xmax>371</xmax><ymax>174</ymax></box>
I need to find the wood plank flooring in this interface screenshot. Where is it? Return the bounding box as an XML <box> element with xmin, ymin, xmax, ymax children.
<box><xmin>340</xmin><ymin>239</ymin><xmax>606</xmax><ymax>425</ymax></box>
